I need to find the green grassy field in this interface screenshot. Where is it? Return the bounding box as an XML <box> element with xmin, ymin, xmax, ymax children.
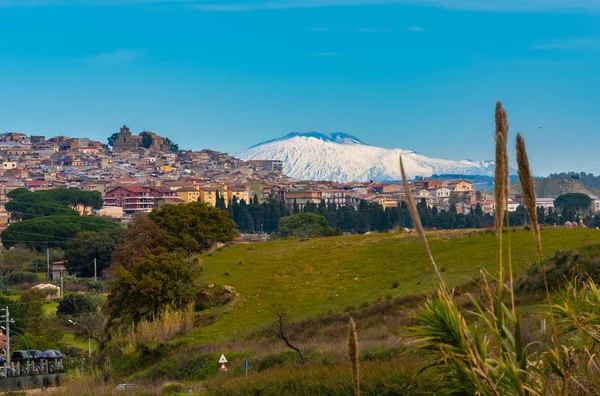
<box><xmin>182</xmin><ymin>228</ymin><xmax>600</xmax><ymax>343</ymax></box>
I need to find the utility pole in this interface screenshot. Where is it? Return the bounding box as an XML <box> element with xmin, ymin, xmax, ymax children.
<box><xmin>60</xmin><ymin>269</ymin><xmax>64</xmax><ymax>300</ymax></box>
<box><xmin>46</xmin><ymin>248</ymin><xmax>50</xmax><ymax>280</ymax></box>
<box><xmin>2</xmin><ymin>307</ymin><xmax>14</xmax><ymax>364</ymax></box>
<box><xmin>94</xmin><ymin>258</ymin><xmax>97</xmax><ymax>281</ymax></box>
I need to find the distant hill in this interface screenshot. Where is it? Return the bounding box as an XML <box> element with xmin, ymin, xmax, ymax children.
<box><xmin>511</xmin><ymin>178</ymin><xmax>600</xmax><ymax>198</ymax></box>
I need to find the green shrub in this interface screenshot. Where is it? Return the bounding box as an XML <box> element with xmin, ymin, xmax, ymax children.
<box><xmin>8</xmin><ymin>271</ymin><xmax>39</xmax><ymax>285</ymax></box>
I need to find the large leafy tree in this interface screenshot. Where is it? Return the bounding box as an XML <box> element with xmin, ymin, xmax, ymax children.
<box><xmin>140</xmin><ymin>132</ymin><xmax>153</xmax><ymax>149</ymax></box>
<box><xmin>107</xmin><ymin>132</ymin><xmax>119</xmax><ymax>148</ymax></box>
<box><xmin>57</xmin><ymin>294</ymin><xmax>102</xmax><ymax>317</ymax></box>
<box><xmin>20</xmin><ymin>288</ymin><xmax>46</xmax><ymax>334</ymax></box>
<box><xmin>64</xmin><ymin>228</ymin><xmax>126</xmax><ymax>277</ymax></box>
<box><xmin>148</xmin><ymin>202</ymin><xmax>237</xmax><ymax>254</ymax></box>
<box><xmin>554</xmin><ymin>193</ymin><xmax>593</xmax><ymax>213</ymax></box>
<box><xmin>107</xmin><ymin>253</ymin><xmax>196</xmax><ymax>322</ymax></box>
<box><xmin>166</xmin><ymin>137</ymin><xmax>179</xmax><ymax>153</ymax></box>
<box><xmin>111</xmin><ymin>214</ymin><xmax>166</xmax><ymax>268</ymax></box>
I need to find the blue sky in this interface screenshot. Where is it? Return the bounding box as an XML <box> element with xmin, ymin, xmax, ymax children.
<box><xmin>0</xmin><ymin>0</ymin><xmax>599</xmax><ymax>175</ymax></box>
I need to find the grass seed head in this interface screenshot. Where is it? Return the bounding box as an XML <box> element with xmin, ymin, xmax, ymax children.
<box><xmin>494</xmin><ymin>101</ymin><xmax>509</xmax><ymax>236</ymax></box>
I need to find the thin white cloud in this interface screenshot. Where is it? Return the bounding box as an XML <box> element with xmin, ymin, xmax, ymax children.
<box><xmin>405</xmin><ymin>26</ymin><xmax>425</xmax><ymax>32</ymax></box>
<box><xmin>304</xmin><ymin>26</ymin><xmax>329</xmax><ymax>31</ymax></box>
<box><xmin>190</xmin><ymin>0</ymin><xmax>600</xmax><ymax>12</ymax></box>
<box><xmin>356</xmin><ymin>28</ymin><xmax>391</xmax><ymax>33</ymax></box>
<box><xmin>309</xmin><ymin>52</ymin><xmax>341</xmax><ymax>57</ymax></box>
<box><xmin>1</xmin><ymin>0</ymin><xmax>600</xmax><ymax>11</ymax></box>
<box><xmin>86</xmin><ymin>49</ymin><xmax>143</xmax><ymax>66</ymax></box>
<box><xmin>532</xmin><ymin>37</ymin><xmax>600</xmax><ymax>50</ymax></box>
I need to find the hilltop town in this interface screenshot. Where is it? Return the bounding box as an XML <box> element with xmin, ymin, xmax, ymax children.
<box><xmin>0</xmin><ymin>128</ymin><xmax>599</xmax><ymax>230</ymax></box>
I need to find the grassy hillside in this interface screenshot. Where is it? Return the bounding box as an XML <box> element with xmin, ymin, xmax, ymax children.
<box><xmin>182</xmin><ymin>228</ymin><xmax>600</xmax><ymax>344</ymax></box>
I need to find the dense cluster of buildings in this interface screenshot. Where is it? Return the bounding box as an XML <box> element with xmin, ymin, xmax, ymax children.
<box><xmin>0</xmin><ymin>129</ymin><xmax>599</xmax><ymax>226</ymax></box>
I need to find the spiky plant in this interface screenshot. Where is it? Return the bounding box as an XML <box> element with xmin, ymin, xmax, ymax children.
<box><xmin>409</xmin><ymin>102</ymin><xmax>542</xmax><ymax>395</ymax></box>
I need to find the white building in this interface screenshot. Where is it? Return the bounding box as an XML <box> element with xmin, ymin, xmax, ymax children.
<box><xmin>430</xmin><ymin>187</ymin><xmax>451</xmax><ymax>198</ymax></box>
<box><xmin>535</xmin><ymin>198</ymin><xmax>555</xmax><ymax>212</ymax></box>
<box><xmin>507</xmin><ymin>201</ymin><xmax>520</xmax><ymax>212</ymax></box>
<box><xmin>590</xmin><ymin>195</ymin><xmax>600</xmax><ymax>213</ymax></box>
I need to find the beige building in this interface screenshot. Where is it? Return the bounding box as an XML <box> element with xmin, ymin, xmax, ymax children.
<box><xmin>177</xmin><ymin>187</ymin><xmax>200</xmax><ymax>203</ymax></box>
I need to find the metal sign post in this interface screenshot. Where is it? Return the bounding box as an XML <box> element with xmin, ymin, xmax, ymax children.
<box><xmin>218</xmin><ymin>354</ymin><xmax>228</xmax><ymax>373</ymax></box>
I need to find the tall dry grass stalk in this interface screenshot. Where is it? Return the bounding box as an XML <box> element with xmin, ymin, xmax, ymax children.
<box><xmin>494</xmin><ymin>101</ymin><xmax>509</xmax><ymax>297</ymax></box>
<box><xmin>348</xmin><ymin>318</ymin><xmax>360</xmax><ymax>396</ymax></box>
<box><xmin>516</xmin><ymin>132</ymin><xmax>563</xmax><ymax>379</ymax></box>
<box><xmin>399</xmin><ymin>155</ymin><xmax>448</xmax><ymax>297</ymax></box>
<box><xmin>516</xmin><ymin>133</ymin><xmax>541</xmax><ymax>256</ymax></box>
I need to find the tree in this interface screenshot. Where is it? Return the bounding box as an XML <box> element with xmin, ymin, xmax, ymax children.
<box><xmin>5</xmin><ymin>188</ymin><xmax>104</xmax><ymax>220</ymax></box>
<box><xmin>1</xmin><ymin>215</ymin><xmax>121</xmax><ymax>251</ymax></box>
<box><xmin>20</xmin><ymin>288</ymin><xmax>46</xmax><ymax>334</ymax></box>
<box><xmin>140</xmin><ymin>132</ymin><xmax>153</xmax><ymax>149</ymax></box>
<box><xmin>166</xmin><ymin>137</ymin><xmax>179</xmax><ymax>153</ymax></box>
<box><xmin>148</xmin><ymin>202</ymin><xmax>237</xmax><ymax>254</ymax></box>
<box><xmin>554</xmin><ymin>193</ymin><xmax>593</xmax><ymax>214</ymax></box>
<box><xmin>271</xmin><ymin>303</ymin><xmax>305</xmax><ymax>363</ymax></box>
<box><xmin>277</xmin><ymin>213</ymin><xmax>339</xmax><ymax>239</ymax></box>
<box><xmin>0</xmin><ymin>247</ymin><xmax>37</xmax><ymax>288</ymax></box>
<box><xmin>107</xmin><ymin>253</ymin><xmax>196</xmax><ymax>322</ymax></box>
<box><xmin>107</xmin><ymin>132</ymin><xmax>119</xmax><ymax>149</ymax></box>
<box><xmin>65</xmin><ymin>228</ymin><xmax>126</xmax><ymax>277</ymax></box>
<box><xmin>57</xmin><ymin>294</ymin><xmax>101</xmax><ymax>317</ymax></box>
<box><xmin>293</xmin><ymin>199</ymin><xmax>299</xmax><ymax>215</ymax></box>
<box><xmin>112</xmin><ymin>214</ymin><xmax>165</xmax><ymax>268</ymax></box>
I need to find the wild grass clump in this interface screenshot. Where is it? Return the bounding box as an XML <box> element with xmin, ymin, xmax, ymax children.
<box><xmin>406</xmin><ymin>102</ymin><xmax>600</xmax><ymax>394</ymax></box>
<box><xmin>111</xmin><ymin>305</ymin><xmax>195</xmax><ymax>354</ymax></box>
<box><xmin>204</xmin><ymin>359</ymin><xmax>436</xmax><ymax>396</ymax></box>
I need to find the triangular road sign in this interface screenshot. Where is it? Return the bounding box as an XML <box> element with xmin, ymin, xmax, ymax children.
<box><xmin>219</xmin><ymin>363</ymin><xmax>228</xmax><ymax>372</ymax></box>
<box><xmin>219</xmin><ymin>354</ymin><xmax>228</xmax><ymax>363</ymax></box>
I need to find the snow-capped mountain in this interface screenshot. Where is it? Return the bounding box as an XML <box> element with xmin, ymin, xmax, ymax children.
<box><xmin>235</xmin><ymin>132</ymin><xmax>497</xmax><ymax>183</ymax></box>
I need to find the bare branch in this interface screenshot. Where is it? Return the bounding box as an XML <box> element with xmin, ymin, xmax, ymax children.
<box><xmin>272</xmin><ymin>303</ymin><xmax>305</xmax><ymax>363</ymax></box>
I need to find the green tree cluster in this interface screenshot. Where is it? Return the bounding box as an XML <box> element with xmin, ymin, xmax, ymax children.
<box><xmin>277</xmin><ymin>212</ymin><xmax>340</xmax><ymax>239</ymax></box>
<box><xmin>148</xmin><ymin>202</ymin><xmax>237</xmax><ymax>254</ymax></box>
<box><xmin>107</xmin><ymin>132</ymin><xmax>119</xmax><ymax>148</ymax></box>
<box><xmin>107</xmin><ymin>203</ymin><xmax>236</xmax><ymax>323</ymax></box>
<box><xmin>64</xmin><ymin>228</ymin><xmax>126</xmax><ymax>277</ymax></box>
<box><xmin>57</xmin><ymin>294</ymin><xmax>102</xmax><ymax>317</ymax></box>
<box><xmin>227</xmin><ymin>196</ymin><xmax>289</xmax><ymax>233</ymax></box>
<box><xmin>548</xmin><ymin>171</ymin><xmax>600</xmax><ymax>189</ymax></box>
<box><xmin>140</xmin><ymin>131</ymin><xmax>153</xmax><ymax>148</ymax></box>
<box><xmin>1</xmin><ymin>215</ymin><xmax>122</xmax><ymax>251</ymax></box>
<box><xmin>107</xmin><ymin>253</ymin><xmax>195</xmax><ymax>322</ymax></box>
<box><xmin>554</xmin><ymin>193</ymin><xmax>593</xmax><ymax>213</ymax></box>
<box><xmin>6</xmin><ymin>188</ymin><xmax>104</xmax><ymax>220</ymax></box>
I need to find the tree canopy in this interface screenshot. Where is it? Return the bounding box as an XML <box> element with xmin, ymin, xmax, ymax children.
<box><xmin>1</xmin><ymin>215</ymin><xmax>122</xmax><ymax>251</ymax></box>
<box><xmin>554</xmin><ymin>193</ymin><xmax>592</xmax><ymax>213</ymax></box>
<box><xmin>107</xmin><ymin>253</ymin><xmax>196</xmax><ymax>322</ymax></box>
<box><xmin>277</xmin><ymin>212</ymin><xmax>340</xmax><ymax>239</ymax></box>
<box><xmin>65</xmin><ymin>228</ymin><xmax>126</xmax><ymax>277</ymax></box>
<box><xmin>148</xmin><ymin>202</ymin><xmax>237</xmax><ymax>254</ymax></box>
<box><xmin>57</xmin><ymin>294</ymin><xmax>102</xmax><ymax>317</ymax></box>
<box><xmin>107</xmin><ymin>132</ymin><xmax>119</xmax><ymax>148</ymax></box>
<box><xmin>140</xmin><ymin>132</ymin><xmax>153</xmax><ymax>149</ymax></box>
<box><xmin>5</xmin><ymin>188</ymin><xmax>104</xmax><ymax>220</ymax></box>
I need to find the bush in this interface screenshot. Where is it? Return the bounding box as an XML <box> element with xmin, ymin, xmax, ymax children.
<box><xmin>8</xmin><ymin>272</ymin><xmax>39</xmax><ymax>285</ymax></box>
<box><xmin>277</xmin><ymin>213</ymin><xmax>339</xmax><ymax>239</ymax></box>
<box><xmin>57</xmin><ymin>294</ymin><xmax>101</xmax><ymax>317</ymax></box>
